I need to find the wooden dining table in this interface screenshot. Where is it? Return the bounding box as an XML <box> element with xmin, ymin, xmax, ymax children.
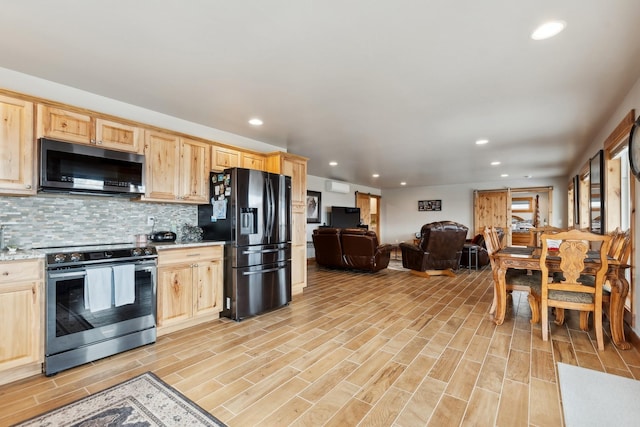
<box><xmin>491</xmin><ymin>246</ymin><xmax>631</xmax><ymax>350</ymax></box>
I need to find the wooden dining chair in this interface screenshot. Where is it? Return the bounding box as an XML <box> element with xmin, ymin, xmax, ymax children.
<box><xmin>558</xmin><ymin>228</ymin><xmax>632</xmax><ymax>330</ymax></box>
<box><xmin>484</xmin><ymin>226</ymin><xmax>541</xmax><ymax>323</ymax></box>
<box><xmin>539</xmin><ymin>229</ymin><xmax>612</xmax><ymax>350</ymax></box>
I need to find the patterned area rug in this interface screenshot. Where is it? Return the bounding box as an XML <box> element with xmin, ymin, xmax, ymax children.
<box><xmin>15</xmin><ymin>372</ymin><xmax>226</xmax><ymax>427</ymax></box>
<box><xmin>387</xmin><ymin>259</ymin><xmax>408</xmax><ymax>271</ymax></box>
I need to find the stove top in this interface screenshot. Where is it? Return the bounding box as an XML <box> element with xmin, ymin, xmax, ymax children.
<box><xmin>43</xmin><ymin>243</ymin><xmax>157</xmax><ymax>267</ymax></box>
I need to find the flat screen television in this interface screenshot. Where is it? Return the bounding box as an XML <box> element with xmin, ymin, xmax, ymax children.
<box><xmin>330</xmin><ymin>206</ymin><xmax>360</xmax><ymax>228</ymax></box>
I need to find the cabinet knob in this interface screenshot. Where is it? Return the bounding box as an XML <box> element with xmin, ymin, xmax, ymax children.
<box><xmin>25</xmin><ymin>184</ymin><xmax>32</xmax><ymax>189</ymax></box>
<box><xmin>2</xmin><ymin>271</ymin><xmax>8</xmax><ymax>276</ymax></box>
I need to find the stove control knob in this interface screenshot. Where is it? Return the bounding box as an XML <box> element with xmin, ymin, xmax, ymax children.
<box><xmin>144</xmin><ymin>248</ymin><xmax>154</xmax><ymax>255</ymax></box>
<box><xmin>70</xmin><ymin>253</ymin><xmax>82</xmax><ymax>262</ymax></box>
<box><xmin>132</xmin><ymin>248</ymin><xmax>143</xmax><ymax>256</ymax></box>
<box><xmin>54</xmin><ymin>253</ymin><xmax>67</xmax><ymax>263</ymax></box>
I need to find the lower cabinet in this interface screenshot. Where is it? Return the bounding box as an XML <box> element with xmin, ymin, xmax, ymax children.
<box><xmin>156</xmin><ymin>245</ymin><xmax>223</xmax><ymax>335</ymax></box>
<box><xmin>0</xmin><ymin>259</ymin><xmax>44</xmax><ymax>386</ymax></box>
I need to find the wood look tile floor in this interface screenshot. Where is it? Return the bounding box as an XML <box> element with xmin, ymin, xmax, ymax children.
<box><xmin>3</xmin><ymin>263</ymin><xmax>640</xmax><ymax>426</ymax></box>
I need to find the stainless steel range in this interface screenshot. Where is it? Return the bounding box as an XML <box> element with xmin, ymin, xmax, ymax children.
<box><xmin>44</xmin><ymin>243</ymin><xmax>157</xmax><ymax>376</ymax></box>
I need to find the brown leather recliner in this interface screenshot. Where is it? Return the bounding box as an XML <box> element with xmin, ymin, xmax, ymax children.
<box><xmin>400</xmin><ymin>221</ymin><xmax>469</xmax><ymax>276</ymax></box>
<box><xmin>340</xmin><ymin>228</ymin><xmax>392</xmax><ymax>272</ymax></box>
<box><xmin>311</xmin><ymin>228</ymin><xmax>344</xmax><ymax>269</ymax></box>
<box><xmin>312</xmin><ymin>227</ymin><xmax>392</xmax><ymax>272</ymax></box>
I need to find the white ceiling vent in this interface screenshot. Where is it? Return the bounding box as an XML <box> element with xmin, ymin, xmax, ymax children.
<box><xmin>325</xmin><ymin>180</ymin><xmax>350</xmax><ymax>194</ymax></box>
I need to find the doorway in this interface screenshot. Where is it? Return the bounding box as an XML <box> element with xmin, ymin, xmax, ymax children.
<box><xmin>355</xmin><ymin>192</ymin><xmax>381</xmax><ymax>237</ymax></box>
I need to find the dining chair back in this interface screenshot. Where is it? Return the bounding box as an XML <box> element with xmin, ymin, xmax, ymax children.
<box><xmin>484</xmin><ymin>226</ymin><xmax>542</xmax><ymax>323</ymax></box>
<box><xmin>539</xmin><ymin>229</ymin><xmax>612</xmax><ymax>350</ymax></box>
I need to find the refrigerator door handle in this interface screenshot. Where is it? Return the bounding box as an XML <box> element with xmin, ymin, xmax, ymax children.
<box><xmin>265</xmin><ymin>177</ymin><xmax>275</xmax><ymax>239</ymax></box>
<box><xmin>242</xmin><ymin>266</ymin><xmax>285</xmax><ymax>275</ymax></box>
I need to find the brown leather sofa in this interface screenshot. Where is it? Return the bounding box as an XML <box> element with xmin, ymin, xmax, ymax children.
<box><xmin>400</xmin><ymin>221</ymin><xmax>468</xmax><ymax>276</ymax></box>
<box><xmin>312</xmin><ymin>227</ymin><xmax>392</xmax><ymax>272</ymax></box>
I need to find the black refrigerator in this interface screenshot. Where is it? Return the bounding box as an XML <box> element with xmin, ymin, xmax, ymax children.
<box><xmin>198</xmin><ymin>168</ymin><xmax>292</xmax><ymax>321</ymax></box>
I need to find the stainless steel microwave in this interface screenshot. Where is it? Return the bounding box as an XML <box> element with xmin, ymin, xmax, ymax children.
<box><xmin>39</xmin><ymin>138</ymin><xmax>145</xmax><ymax>196</ymax></box>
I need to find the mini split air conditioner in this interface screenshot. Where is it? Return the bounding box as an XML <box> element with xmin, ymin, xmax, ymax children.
<box><xmin>325</xmin><ymin>180</ymin><xmax>350</xmax><ymax>194</ymax></box>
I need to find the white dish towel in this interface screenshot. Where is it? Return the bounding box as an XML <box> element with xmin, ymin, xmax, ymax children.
<box><xmin>112</xmin><ymin>264</ymin><xmax>136</xmax><ymax>306</ymax></box>
<box><xmin>84</xmin><ymin>267</ymin><xmax>113</xmax><ymax>313</ymax></box>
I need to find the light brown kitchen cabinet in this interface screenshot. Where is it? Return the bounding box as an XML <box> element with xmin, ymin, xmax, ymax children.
<box><xmin>211</xmin><ymin>145</ymin><xmax>241</xmax><ymax>171</ymax></box>
<box><xmin>0</xmin><ymin>259</ymin><xmax>44</xmax><ymax>386</ymax></box>
<box><xmin>94</xmin><ymin>118</ymin><xmax>142</xmax><ymax>153</ymax></box>
<box><xmin>37</xmin><ymin>105</ymin><xmax>142</xmax><ymax>153</ymax></box>
<box><xmin>211</xmin><ymin>144</ymin><xmax>266</xmax><ymax>171</ymax></box>
<box><xmin>142</xmin><ymin>131</ymin><xmax>210</xmax><ymax>204</ymax></box>
<box><xmin>156</xmin><ymin>245</ymin><xmax>223</xmax><ymax>335</ymax></box>
<box><xmin>0</xmin><ymin>95</ymin><xmax>36</xmax><ymax>195</ymax></box>
<box><xmin>241</xmin><ymin>152</ymin><xmax>266</xmax><ymax>171</ymax></box>
<box><xmin>266</xmin><ymin>152</ymin><xmax>308</xmax><ymax>295</ymax></box>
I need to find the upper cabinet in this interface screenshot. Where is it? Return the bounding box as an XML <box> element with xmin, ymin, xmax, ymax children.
<box><xmin>0</xmin><ymin>95</ymin><xmax>36</xmax><ymax>195</ymax></box>
<box><xmin>211</xmin><ymin>144</ymin><xmax>266</xmax><ymax>172</ymax></box>
<box><xmin>211</xmin><ymin>145</ymin><xmax>241</xmax><ymax>170</ymax></box>
<box><xmin>142</xmin><ymin>130</ymin><xmax>209</xmax><ymax>204</ymax></box>
<box><xmin>265</xmin><ymin>152</ymin><xmax>308</xmax><ymax>295</ymax></box>
<box><xmin>37</xmin><ymin>105</ymin><xmax>142</xmax><ymax>153</ymax></box>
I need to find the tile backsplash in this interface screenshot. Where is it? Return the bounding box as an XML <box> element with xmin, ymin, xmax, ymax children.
<box><xmin>0</xmin><ymin>194</ymin><xmax>197</xmax><ymax>249</ymax></box>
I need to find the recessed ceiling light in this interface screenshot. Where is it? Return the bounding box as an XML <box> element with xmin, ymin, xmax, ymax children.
<box><xmin>248</xmin><ymin>118</ymin><xmax>263</xmax><ymax>126</ymax></box>
<box><xmin>501</xmin><ymin>174</ymin><xmax>509</xmax><ymax>178</ymax></box>
<box><xmin>329</xmin><ymin>161</ymin><xmax>338</xmax><ymax>166</ymax></box>
<box><xmin>400</xmin><ymin>182</ymin><xmax>407</xmax><ymax>186</ymax></box>
<box><xmin>491</xmin><ymin>161</ymin><xmax>501</xmax><ymax>166</ymax></box>
<box><xmin>475</xmin><ymin>139</ymin><xmax>489</xmax><ymax>145</ymax></box>
<box><xmin>531</xmin><ymin>20</ymin><xmax>566</xmax><ymax>40</ymax></box>
<box><xmin>372</xmin><ymin>173</ymin><xmax>380</xmax><ymax>178</ymax></box>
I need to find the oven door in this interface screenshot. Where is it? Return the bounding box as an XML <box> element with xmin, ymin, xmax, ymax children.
<box><xmin>46</xmin><ymin>260</ymin><xmax>156</xmax><ymax>356</ymax></box>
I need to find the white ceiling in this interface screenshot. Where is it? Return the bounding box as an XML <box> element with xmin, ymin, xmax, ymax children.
<box><xmin>2</xmin><ymin>1</ymin><xmax>640</xmax><ymax>189</ymax></box>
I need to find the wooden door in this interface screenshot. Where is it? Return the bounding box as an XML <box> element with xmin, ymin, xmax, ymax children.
<box><xmin>193</xmin><ymin>260</ymin><xmax>223</xmax><ymax>317</ymax></box>
<box><xmin>0</xmin><ymin>95</ymin><xmax>35</xmax><ymax>195</ymax></box>
<box><xmin>179</xmin><ymin>138</ymin><xmax>210</xmax><ymax>203</ymax></box>
<box><xmin>37</xmin><ymin>105</ymin><xmax>92</xmax><ymax>144</ymax></box>
<box><xmin>474</xmin><ymin>190</ymin><xmax>510</xmax><ymax>242</ymax></box>
<box><xmin>95</xmin><ymin>118</ymin><xmax>142</xmax><ymax>153</ymax></box>
<box><xmin>157</xmin><ymin>265</ymin><xmax>193</xmax><ymax>327</ymax></box>
<box><xmin>211</xmin><ymin>145</ymin><xmax>241</xmax><ymax>171</ymax></box>
<box><xmin>144</xmin><ymin>130</ymin><xmax>180</xmax><ymax>201</ymax></box>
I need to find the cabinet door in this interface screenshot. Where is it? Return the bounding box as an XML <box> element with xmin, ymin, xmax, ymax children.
<box><xmin>242</xmin><ymin>152</ymin><xmax>266</xmax><ymax>171</ymax></box>
<box><xmin>0</xmin><ymin>280</ymin><xmax>41</xmax><ymax>372</ymax></box>
<box><xmin>0</xmin><ymin>95</ymin><xmax>35</xmax><ymax>195</ymax></box>
<box><xmin>180</xmin><ymin>138</ymin><xmax>210</xmax><ymax>203</ymax></box>
<box><xmin>282</xmin><ymin>156</ymin><xmax>307</xmax><ymax>206</ymax></box>
<box><xmin>211</xmin><ymin>145</ymin><xmax>241</xmax><ymax>171</ymax></box>
<box><xmin>95</xmin><ymin>118</ymin><xmax>142</xmax><ymax>153</ymax></box>
<box><xmin>193</xmin><ymin>259</ymin><xmax>223</xmax><ymax>317</ymax></box>
<box><xmin>157</xmin><ymin>265</ymin><xmax>193</xmax><ymax>327</ymax></box>
<box><xmin>37</xmin><ymin>105</ymin><xmax>92</xmax><ymax>144</ymax></box>
<box><xmin>144</xmin><ymin>130</ymin><xmax>181</xmax><ymax>200</ymax></box>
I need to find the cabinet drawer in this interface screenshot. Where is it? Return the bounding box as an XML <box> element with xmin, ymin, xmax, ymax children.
<box><xmin>0</xmin><ymin>259</ymin><xmax>43</xmax><ymax>284</ymax></box>
<box><xmin>158</xmin><ymin>245</ymin><xmax>223</xmax><ymax>266</ymax></box>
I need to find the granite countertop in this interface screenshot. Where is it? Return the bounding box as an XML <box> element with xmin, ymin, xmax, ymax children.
<box><xmin>150</xmin><ymin>241</ymin><xmax>226</xmax><ymax>250</ymax></box>
<box><xmin>0</xmin><ymin>249</ymin><xmax>45</xmax><ymax>262</ymax></box>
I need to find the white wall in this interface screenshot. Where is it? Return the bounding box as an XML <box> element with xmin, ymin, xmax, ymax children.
<box><xmin>567</xmin><ymin>73</ymin><xmax>640</xmax><ymax>336</ymax></box>
<box><xmin>305</xmin><ymin>175</ymin><xmax>380</xmax><ymax>243</ymax></box>
<box><xmin>0</xmin><ymin>67</ymin><xmax>281</xmax><ymax>153</ymax></box>
<box><xmin>381</xmin><ymin>177</ymin><xmax>566</xmax><ymax>245</ymax></box>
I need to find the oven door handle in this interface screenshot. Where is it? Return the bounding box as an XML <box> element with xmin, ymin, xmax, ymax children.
<box><xmin>48</xmin><ymin>271</ymin><xmax>87</xmax><ymax>279</ymax></box>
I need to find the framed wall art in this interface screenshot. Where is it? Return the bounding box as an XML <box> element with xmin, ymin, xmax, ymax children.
<box><xmin>418</xmin><ymin>199</ymin><xmax>441</xmax><ymax>211</ymax></box>
<box><xmin>306</xmin><ymin>190</ymin><xmax>322</xmax><ymax>223</ymax></box>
